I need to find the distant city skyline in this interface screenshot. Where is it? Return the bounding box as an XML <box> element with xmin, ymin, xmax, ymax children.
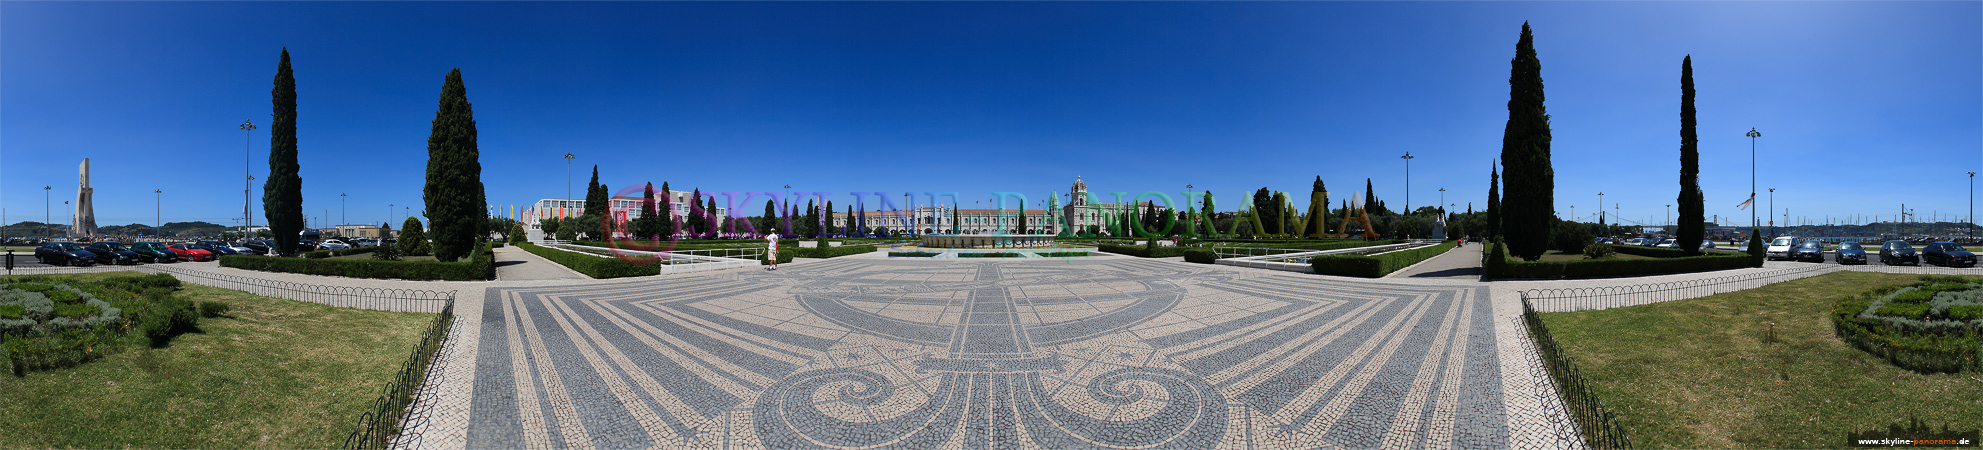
<box><xmin>2</xmin><ymin>2</ymin><xmax>1976</xmax><ymax>230</ymax></box>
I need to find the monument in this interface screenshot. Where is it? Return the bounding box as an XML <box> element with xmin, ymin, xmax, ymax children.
<box><xmin>72</xmin><ymin>158</ymin><xmax>96</xmax><ymax>237</ymax></box>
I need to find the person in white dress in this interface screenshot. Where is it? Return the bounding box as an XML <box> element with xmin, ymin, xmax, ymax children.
<box><xmin>766</xmin><ymin>232</ymin><xmax>780</xmax><ymax>270</ymax></box>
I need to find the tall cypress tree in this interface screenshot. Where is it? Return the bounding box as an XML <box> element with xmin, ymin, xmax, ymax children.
<box><xmin>659</xmin><ymin>182</ymin><xmax>674</xmax><ymax>238</ymax></box>
<box><xmin>685</xmin><ymin>188</ymin><xmax>705</xmax><ymax>237</ymax></box>
<box><xmin>1500</xmin><ymin>22</ymin><xmax>1555</xmax><ymax>261</ymax></box>
<box><xmin>422</xmin><ymin>68</ymin><xmax>486</xmax><ymax>262</ymax></box>
<box><xmin>584</xmin><ymin>166</ymin><xmax>606</xmax><ymax>218</ymax></box>
<box><xmin>1309</xmin><ymin>177</ymin><xmax>1329</xmax><ymax>237</ymax></box>
<box><xmin>823</xmin><ymin>200</ymin><xmax>834</xmax><ymax>235</ymax></box>
<box><xmin>762</xmin><ymin>199</ymin><xmax>776</xmax><ymax>236</ymax></box>
<box><xmin>264</xmin><ymin>48</ymin><xmax>305</xmax><ymax>256</ymax></box>
<box><xmin>1252</xmin><ymin>188</ymin><xmax>1274</xmax><ymax>235</ymax></box>
<box><xmin>1201</xmin><ymin>191</ymin><xmax>1215</xmax><ymax>237</ymax></box>
<box><xmin>1677</xmin><ymin>55</ymin><xmax>1706</xmax><ymax>255</ymax></box>
<box><xmin>704</xmin><ymin>196</ymin><xmax>718</xmax><ymax>238</ymax></box>
<box><xmin>639</xmin><ymin>182</ymin><xmax>659</xmax><ymax>239</ymax></box>
<box><xmin>1487</xmin><ymin>162</ymin><xmax>1502</xmax><ymax>242</ymax></box>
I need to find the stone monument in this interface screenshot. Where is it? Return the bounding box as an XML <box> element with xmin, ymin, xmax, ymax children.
<box><xmin>72</xmin><ymin>158</ymin><xmax>96</xmax><ymax>237</ymax></box>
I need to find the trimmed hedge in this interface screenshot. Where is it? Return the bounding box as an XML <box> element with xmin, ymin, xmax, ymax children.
<box><xmin>1310</xmin><ymin>241</ymin><xmax>1458</xmax><ymax>278</ymax></box>
<box><xmin>890</xmin><ymin>252</ymin><xmax>940</xmax><ymax>258</ymax></box>
<box><xmin>1096</xmin><ymin>244</ymin><xmax>1192</xmax><ymax>258</ymax></box>
<box><xmin>1184</xmin><ymin>249</ymin><xmax>1217</xmax><ymax>264</ymax></box>
<box><xmin>1482</xmin><ymin>242</ymin><xmax>1760</xmax><ymax>279</ymax></box>
<box><xmin>1831</xmin><ymin>281</ymin><xmax>1982</xmax><ymax>373</ymax></box>
<box><xmin>517</xmin><ymin>242</ymin><xmax>659</xmax><ymax>278</ymax></box>
<box><xmin>1611</xmin><ymin>245</ymin><xmax>1693</xmax><ymax>258</ymax></box>
<box><xmin>302</xmin><ymin>246</ymin><xmax>378</xmax><ymax>259</ymax></box>
<box><xmin>221</xmin><ymin>243</ymin><xmax>494</xmax><ymax>281</ymax></box>
<box><xmin>959</xmin><ymin>252</ymin><xmax>1023</xmax><ymax>258</ymax></box>
<box><xmin>791</xmin><ymin>245</ymin><xmax>876</xmax><ymax>259</ymax></box>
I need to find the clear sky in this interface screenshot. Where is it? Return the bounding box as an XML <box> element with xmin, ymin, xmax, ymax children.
<box><xmin>3</xmin><ymin>1</ymin><xmax>1977</xmax><ymax>230</ymax></box>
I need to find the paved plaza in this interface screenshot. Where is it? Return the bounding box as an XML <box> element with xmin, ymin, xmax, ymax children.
<box><xmin>463</xmin><ymin>257</ymin><xmax>1517</xmax><ymax>449</ymax></box>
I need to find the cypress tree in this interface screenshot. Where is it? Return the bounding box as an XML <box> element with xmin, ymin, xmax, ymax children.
<box><xmin>1677</xmin><ymin>55</ymin><xmax>1706</xmax><ymax>255</ymax></box>
<box><xmin>423</xmin><ymin>68</ymin><xmax>487</xmax><ymax>262</ymax></box>
<box><xmin>639</xmin><ymin>182</ymin><xmax>659</xmax><ymax>239</ymax></box>
<box><xmin>685</xmin><ymin>189</ymin><xmax>705</xmax><ymax>237</ymax></box>
<box><xmin>583</xmin><ymin>166</ymin><xmax>604</xmax><ymax>218</ymax></box>
<box><xmin>1500</xmin><ymin>22</ymin><xmax>1555</xmax><ymax>261</ymax></box>
<box><xmin>1309</xmin><ymin>177</ymin><xmax>1329</xmax><ymax>237</ymax></box>
<box><xmin>1201</xmin><ymin>191</ymin><xmax>1216</xmax><ymax>237</ymax></box>
<box><xmin>659</xmin><ymin>182</ymin><xmax>674</xmax><ymax>239</ymax></box>
<box><xmin>846</xmin><ymin>205</ymin><xmax>855</xmax><ymax>237</ymax></box>
<box><xmin>704</xmin><ymin>196</ymin><xmax>718</xmax><ymax>238</ymax></box>
<box><xmin>952</xmin><ymin>204</ymin><xmax>960</xmax><ymax>234</ymax></box>
<box><xmin>1018</xmin><ymin>200</ymin><xmax>1027</xmax><ymax>234</ymax></box>
<box><xmin>399</xmin><ymin>216</ymin><xmax>429</xmax><ymax>256</ymax></box>
<box><xmin>1252</xmin><ymin>188</ymin><xmax>1275</xmax><ymax>234</ymax></box>
<box><xmin>762</xmin><ymin>199</ymin><xmax>776</xmax><ymax>236</ymax></box>
<box><xmin>824</xmin><ymin>200</ymin><xmax>834</xmax><ymax>235</ymax></box>
<box><xmin>856</xmin><ymin>203</ymin><xmax>867</xmax><ymax>237</ymax></box>
<box><xmin>264</xmin><ymin>48</ymin><xmax>305</xmax><ymax>256</ymax></box>
<box><xmin>1487</xmin><ymin>162</ymin><xmax>1501</xmax><ymax>242</ymax></box>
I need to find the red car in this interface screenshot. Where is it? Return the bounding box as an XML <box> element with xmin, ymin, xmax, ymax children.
<box><xmin>165</xmin><ymin>243</ymin><xmax>215</xmax><ymax>262</ymax></box>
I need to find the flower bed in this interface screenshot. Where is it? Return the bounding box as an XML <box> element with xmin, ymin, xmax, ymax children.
<box><xmin>1831</xmin><ymin>275</ymin><xmax>1983</xmax><ymax>373</ymax></box>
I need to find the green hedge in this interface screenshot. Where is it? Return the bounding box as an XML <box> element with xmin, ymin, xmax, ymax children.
<box><xmin>221</xmin><ymin>243</ymin><xmax>493</xmax><ymax>281</ymax></box>
<box><xmin>1483</xmin><ymin>242</ymin><xmax>1759</xmax><ymax>279</ymax></box>
<box><xmin>302</xmin><ymin>246</ymin><xmax>379</xmax><ymax>259</ymax></box>
<box><xmin>958</xmin><ymin>252</ymin><xmax>1023</xmax><ymax>258</ymax></box>
<box><xmin>1309</xmin><ymin>241</ymin><xmax>1457</xmax><ymax>278</ymax></box>
<box><xmin>889</xmin><ymin>252</ymin><xmax>939</xmax><ymax>258</ymax></box>
<box><xmin>1611</xmin><ymin>245</ymin><xmax>1694</xmax><ymax>258</ymax></box>
<box><xmin>791</xmin><ymin>245</ymin><xmax>876</xmax><ymax>259</ymax></box>
<box><xmin>1096</xmin><ymin>244</ymin><xmax>1193</xmax><ymax>258</ymax></box>
<box><xmin>517</xmin><ymin>242</ymin><xmax>659</xmax><ymax>278</ymax></box>
<box><xmin>1831</xmin><ymin>282</ymin><xmax>1982</xmax><ymax>373</ymax></box>
<box><xmin>1184</xmin><ymin>249</ymin><xmax>1217</xmax><ymax>264</ymax></box>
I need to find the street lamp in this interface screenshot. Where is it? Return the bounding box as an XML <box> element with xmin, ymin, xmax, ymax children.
<box><xmin>1666</xmin><ymin>204</ymin><xmax>1672</xmax><ymax>232</ymax></box>
<box><xmin>1768</xmin><ymin>188</ymin><xmax>1775</xmax><ymax>237</ymax></box>
<box><xmin>1747</xmin><ymin>128</ymin><xmax>1761</xmax><ymax>230</ymax></box>
<box><xmin>340</xmin><ymin>193</ymin><xmax>347</xmax><ymax>228</ymax></box>
<box><xmin>43</xmin><ymin>186</ymin><xmax>50</xmax><ymax>236</ymax></box>
<box><xmin>1969</xmin><ymin>172</ymin><xmax>1976</xmax><ymax>237</ymax></box>
<box><xmin>242</xmin><ymin>119</ymin><xmax>256</xmax><ymax>231</ymax></box>
<box><xmin>1597</xmin><ymin>192</ymin><xmax>1604</xmax><ymax>225</ymax></box>
<box><xmin>388</xmin><ymin>204</ymin><xmax>394</xmax><ymax>226</ymax></box>
<box><xmin>154</xmin><ymin>189</ymin><xmax>162</xmax><ymax>231</ymax></box>
<box><xmin>1438</xmin><ymin>188</ymin><xmax>1447</xmax><ymax>214</ymax></box>
<box><xmin>1400</xmin><ymin>152</ymin><xmax>1415</xmax><ymax>213</ymax></box>
<box><xmin>564</xmin><ymin>153</ymin><xmax>576</xmax><ymax>201</ymax></box>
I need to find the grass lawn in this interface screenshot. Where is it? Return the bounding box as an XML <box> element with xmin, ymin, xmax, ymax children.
<box><xmin>0</xmin><ymin>271</ymin><xmax>432</xmax><ymax>449</ymax></box>
<box><xmin>1540</xmin><ymin>271</ymin><xmax>1983</xmax><ymax>448</ymax></box>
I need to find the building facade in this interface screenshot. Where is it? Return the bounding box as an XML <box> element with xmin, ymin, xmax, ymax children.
<box><xmin>523</xmin><ymin>193</ymin><xmax>729</xmax><ymax>237</ymax></box>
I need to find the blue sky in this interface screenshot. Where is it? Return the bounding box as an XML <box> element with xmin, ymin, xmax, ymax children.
<box><xmin>3</xmin><ymin>2</ymin><xmax>1977</xmax><ymax>230</ymax></box>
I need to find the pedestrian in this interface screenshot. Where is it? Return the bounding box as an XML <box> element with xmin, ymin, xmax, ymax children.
<box><xmin>766</xmin><ymin>231</ymin><xmax>780</xmax><ymax>270</ymax></box>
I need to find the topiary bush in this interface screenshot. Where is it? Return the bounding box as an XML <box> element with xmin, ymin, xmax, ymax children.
<box><xmin>510</xmin><ymin>223</ymin><xmax>527</xmax><ymax>244</ymax></box>
<box><xmin>1552</xmin><ymin>222</ymin><xmax>1591</xmax><ymax>254</ymax></box>
<box><xmin>1184</xmin><ymin>249</ymin><xmax>1217</xmax><ymax>264</ymax></box>
<box><xmin>198</xmin><ymin>301</ymin><xmax>231</xmax><ymax>318</ymax></box>
<box><xmin>1582</xmin><ymin>243</ymin><xmax>1615</xmax><ymax>259</ymax></box>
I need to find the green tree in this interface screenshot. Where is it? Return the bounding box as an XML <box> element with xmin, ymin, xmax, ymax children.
<box><xmin>1201</xmin><ymin>191</ymin><xmax>1216</xmax><ymax>237</ymax></box>
<box><xmin>1677</xmin><ymin>55</ymin><xmax>1706</xmax><ymax>255</ymax></box>
<box><xmin>685</xmin><ymin>189</ymin><xmax>705</xmax><ymax>237</ymax></box>
<box><xmin>1308</xmin><ymin>177</ymin><xmax>1329</xmax><ymax>237</ymax></box>
<box><xmin>508</xmin><ymin>223</ymin><xmax>526</xmax><ymax>244</ymax></box>
<box><xmin>1018</xmin><ymin>200</ymin><xmax>1028</xmax><ymax>234</ymax></box>
<box><xmin>398</xmin><ymin>217</ymin><xmax>429</xmax><ymax>256</ymax></box>
<box><xmin>1252</xmin><ymin>188</ymin><xmax>1277</xmax><ymax>234</ymax></box>
<box><xmin>422</xmin><ymin>68</ymin><xmax>487</xmax><ymax>262</ymax></box>
<box><xmin>584</xmin><ymin>166</ymin><xmax>607</xmax><ymax>219</ymax></box>
<box><xmin>1487</xmin><ymin>162</ymin><xmax>1501</xmax><ymax>242</ymax></box>
<box><xmin>1500</xmin><ymin>22</ymin><xmax>1555</xmax><ymax>261</ymax></box>
<box><xmin>263</xmin><ymin>48</ymin><xmax>305</xmax><ymax>256</ymax></box>
<box><xmin>540</xmin><ymin>217</ymin><xmax>561</xmax><ymax>237</ymax></box>
<box><xmin>705</xmin><ymin>196</ymin><xmax>719</xmax><ymax>238</ymax></box>
<box><xmin>659</xmin><ymin>182</ymin><xmax>675</xmax><ymax>239</ymax></box>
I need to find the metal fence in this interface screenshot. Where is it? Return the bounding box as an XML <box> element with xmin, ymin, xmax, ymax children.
<box><xmin>1521</xmin><ymin>265</ymin><xmax>1838</xmax><ymax>312</ymax></box>
<box><xmin>1522</xmin><ymin>297</ymin><xmax>1634</xmax><ymax>449</ymax></box>
<box><xmin>341</xmin><ymin>298</ymin><xmax>455</xmax><ymax>450</ymax></box>
<box><xmin>148</xmin><ymin>266</ymin><xmax>456</xmax><ymax>313</ymax></box>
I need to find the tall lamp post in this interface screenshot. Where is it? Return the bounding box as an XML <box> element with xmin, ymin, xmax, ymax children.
<box><xmin>1597</xmin><ymin>192</ymin><xmax>1605</xmax><ymax>225</ymax></box>
<box><xmin>388</xmin><ymin>204</ymin><xmax>394</xmax><ymax>226</ymax></box>
<box><xmin>340</xmin><ymin>193</ymin><xmax>347</xmax><ymax>228</ymax></box>
<box><xmin>1747</xmin><ymin>128</ymin><xmax>1761</xmax><ymax>230</ymax></box>
<box><xmin>1400</xmin><ymin>152</ymin><xmax>1414</xmax><ymax>213</ymax></box>
<box><xmin>1768</xmin><ymin>188</ymin><xmax>1776</xmax><ymax>237</ymax></box>
<box><xmin>242</xmin><ymin>119</ymin><xmax>256</xmax><ymax>231</ymax></box>
<box><xmin>564</xmin><ymin>153</ymin><xmax>576</xmax><ymax>201</ymax></box>
<box><xmin>1969</xmin><ymin>172</ymin><xmax>1976</xmax><ymax>237</ymax></box>
<box><xmin>43</xmin><ymin>186</ymin><xmax>51</xmax><ymax>236</ymax></box>
<box><xmin>1666</xmin><ymin>204</ymin><xmax>1673</xmax><ymax>233</ymax></box>
<box><xmin>154</xmin><ymin>189</ymin><xmax>163</xmax><ymax>231</ymax></box>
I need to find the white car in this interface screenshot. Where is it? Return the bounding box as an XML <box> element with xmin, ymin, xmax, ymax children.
<box><xmin>317</xmin><ymin>240</ymin><xmax>352</xmax><ymax>250</ymax></box>
<box><xmin>1766</xmin><ymin>236</ymin><xmax>1798</xmax><ymax>261</ymax></box>
<box><xmin>1624</xmin><ymin>238</ymin><xmax>1646</xmax><ymax>246</ymax></box>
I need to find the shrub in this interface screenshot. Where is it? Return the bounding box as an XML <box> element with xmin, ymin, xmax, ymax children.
<box><xmin>1611</xmin><ymin>245</ymin><xmax>1690</xmax><ymax>258</ymax></box>
<box><xmin>1037</xmin><ymin>252</ymin><xmax>1088</xmax><ymax>258</ymax></box>
<box><xmin>1184</xmin><ymin>249</ymin><xmax>1217</xmax><ymax>264</ymax></box>
<box><xmin>890</xmin><ymin>252</ymin><xmax>939</xmax><ymax>258</ymax></box>
<box><xmin>1746</xmin><ymin>229</ymin><xmax>1767</xmax><ymax>262</ymax></box>
<box><xmin>791</xmin><ymin>245</ymin><xmax>876</xmax><ymax>259</ymax></box>
<box><xmin>517</xmin><ymin>242</ymin><xmax>658</xmax><ymax>279</ymax></box>
<box><xmin>51</xmin><ymin>302</ymin><xmax>100</xmax><ymax>319</ymax></box>
<box><xmin>509</xmin><ymin>223</ymin><xmax>527</xmax><ymax>243</ymax></box>
<box><xmin>198</xmin><ymin>301</ymin><xmax>231</xmax><ymax>318</ymax></box>
<box><xmin>0</xmin><ymin>305</ymin><xmax>23</xmax><ymax>320</ymax></box>
<box><xmin>1552</xmin><ymin>222</ymin><xmax>1591</xmax><ymax>254</ymax></box>
<box><xmin>399</xmin><ymin>217</ymin><xmax>430</xmax><ymax>256</ymax></box>
<box><xmin>1582</xmin><ymin>243</ymin><xmax>1615</xmax><ymax>259</ymax></box>
<box><xmin>1096</xmin><ymin>244</ymin><xmax>1191</xmax><ymax>258</ymax></box>
<box><xmin>304</xmin><ymin>246</ymin><xmax>378</xmax><ymax>259</ymax></box>
<box><xmin>1485</xmin><ymin>247</ymin><xmax>1758</xmax><ymax>279</ymax></box>
<box><xmin>220</xmin><ymin>243</ymin><xmax>492</xmax><ymax>281</ymax></box>
<box><xmin>371</xmin><ymin>242</ymin><xmax>403</xmax><ymax>261</ymax></box>
<box><xmin>1310</xmin><ymin>241</ymin><xmax>1457</xmax><ymax>278</ymax></box>
<box><xmin>144</xmin><ymin>297</ymin><xmax>199</xmax><ymax>347</ymax></box>
<box><xmin>959</xmin><ymin>252</ymin><xmax>1023</xmax><ymax>258</ymax></box>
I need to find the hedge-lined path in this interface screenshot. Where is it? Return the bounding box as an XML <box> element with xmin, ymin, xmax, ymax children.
<box><xmin>494</xmin><ymin>246</ymin><xmax>592</xmax><ymax>281</ymax></box>
<box><xmin>1387</xmin><ymin>244</ymin><xmax>1485</xmax><ymax>279</ymax></box>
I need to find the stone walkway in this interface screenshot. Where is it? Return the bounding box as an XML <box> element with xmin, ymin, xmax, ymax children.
<box><xmin>1388</xmin><ymin>244</ymin><xmax>1484</xmax><ymax>279</ymax></box>
<box><xmin>36</xmin><ymin>244</ymin><xmax>1951</xmax><ymax>449</ymax></box>
<box><xmin>494</xmin><ymin>246</ymin><xmax>591</xmax><ymax>281</ymax></box>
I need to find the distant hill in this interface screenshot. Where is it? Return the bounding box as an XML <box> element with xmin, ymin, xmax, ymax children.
<box><xmin>2</xmin><ymin>220</ymin><xmax>228</xmax><ymax>237</ymax></box>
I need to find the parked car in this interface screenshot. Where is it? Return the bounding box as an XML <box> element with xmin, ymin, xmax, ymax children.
<box><xmin>197</xmin><ymin>240</ymin><xmax>249</xmax><ymax>256</ymax></box>
<box><xmin>1766</xmin><ymin>236</ymin><xmax>1799</xmax><ymax>261</ymax></box>
<box><xmin>239</xmin><ymin>239</ymin><xmax>273</xmax><ymax>255</ymax></box>
<box><xmin>1835</xmin><ymin>242</ymin><xmax>1867</xmax><ymax>265</ymax></box>
<box><xmin>1922</xmin><ymin>242</ymin><xmax>1977</xmax><ymax>268</ymax></box>
<box><xmin>1656</xmin><ymin>239</ymin><xmax>1681</xmax><ymax>249</ymax></box>
<box><xmin>34</xmin><ymin>242</ymin><xmax>96</xmax><ymax>266</ymax></box>
<box><xmin>1699</xmin><ymin>240</ymin><xmax>1718</xmax><ymax>251</ymax></box>
<box><xmin>1623</xmin><ymin>238</ymin><xmax>1645</xmax><ymax>246</ymax></box>
<box><xmin>83</xmin><ymin>242</ymin><xmax>144</xmax><ymax>265</ymax></box>
<box><xmin>1880</xmin><ymin>240</ymin><xmax>1920</xmax><ymax>266</ymax></box>
<box><xmin>1791</xmin><ymin>240</ymin><xmax>1826</xmax><ymax>263</ymax></box>
<box><xmin>317</xmin><ymin>239</ymin><xmax>351</xmax><ymax>250</ymax></box>
<box><xmin>130</xmin><ymin>242</ymin><xmax>179</xmax><ymax>263</ymax></box>
<box><xmin>165</xmin><ymin>243</ymin><xmax>216</xmax><ymax>262</ymax></box>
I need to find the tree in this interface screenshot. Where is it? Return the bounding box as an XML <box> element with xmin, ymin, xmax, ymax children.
<box><xmin>659</xmin><ymin>182</ymin><xmax>675</xmax><ymax>239</ymax></box>
<box><xmin>1201</xmin><ymin>191</ymin><xmax>1216</xmax><ymax>237</ymax></box>
<box><xmin>762</xmin><ymin>199</ymin><xmax>777</xmax><ymax>237</ymax></box>
<box><xmin>1487</xmin><ymin>162</ymin><xmax>1501</xmax><ymax>242</ymax></box>
<box><xmin>398</xmin><ymin>216</ymin><xmax>429</xmax><ymax>256</ymax></box>
<box><xmin>264</xmin><ymin>48</ymin><xmax>305</xmax><ymax>256</ymax></box>
<box><xmin>1677</xmin><ymin>55</ymin><xmax>1706</xmax><ymax>255</ymax></box>
<box><xmin>1364</xmin><ymin>179</ymin><xmax>1390</xmax><ymax>216</ymax></box>
<box><xmin>801</xmin><ymin>200</ymin><xmax>817</xmax><ymax>237</ymax></box>
<box><xmin>823</xmin><ymin>200</ymin><xmax>835</xmax><ymax>235</ymax></box>
<box><xmin>422</xmin><ymin>68</ymin><xmax>487</xmax><ymax>262</ymax></box>
<box><xmin>584</xmin><ymin>166</ymin><xmax>606</xmax><ymax>218</ymax></box>
<box><xmin>633</xmin><ymin>182</ymin><xmax>659</xmax><ymax>239</ymax></box>
<box><xmin>952</xmin><ymin>204</ymin><xmax>961</xmax><ymax>234</ymax></box>
<box><xmin>1309</xmin><ymin>177</ymin><xmax>1329</xmax><ymax>237</ymax></box>
<box><xmin>704</xmin><ymin>196</ymin><xmax>718</xmax><ymax>238</ymax></box>
<box><xmin>1500</xmin><ymin>22</ymin><xmax>1555</xmax><ymax>261</ymax></box>
<box><xmin>1252</xmin><ymin>188</ymin><xmax>1277</xmax><ymax>235</ymax></box>
<box><xmin>540</xmin><ymin>217</ymin><xmax>560</xmax><ymax>237</ymax></box>
<box><xmin>509</xmin><ymin>223</ymin><xmax>526</xmax><ymax>244</ymax></box>
<box><xmin>1018</xmin><ymin>200</ymin><xmax>1028</xmax><ymax>234</ymax></box>
<box><xmin>685</xmin><ymin>189</ymin><xmax>705</xmax><ymax>237</ymax></box>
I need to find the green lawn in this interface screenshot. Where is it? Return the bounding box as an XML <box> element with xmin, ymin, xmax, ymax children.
<box><xmin>1540</xmin><ymin>271</ymin><xmax>1982</xmax><ymax>448</ymax></box>
<box><xmin>0</xmin><ymin>271</ymin><xmax>431</xmax><ymax>449</ymax></box>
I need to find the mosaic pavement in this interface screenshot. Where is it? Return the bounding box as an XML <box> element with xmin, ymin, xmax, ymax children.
<box><xmin>468</xmin><ymin>258</ymin><xmax>1505</xmax><ymax>449</ymax></box>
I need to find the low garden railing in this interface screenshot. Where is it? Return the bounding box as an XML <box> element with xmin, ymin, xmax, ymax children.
<box><xmin>340</xmin><ymin>297</ymin><xmax>455</xmax><ymax>450</ymax></box>
<box><xmin>147</xmin><ymin>266</ymin><xmax>456</xmax><ymax>313</ymax></box>
<box><xmin>1522</xmin><ymin>296</ymin><xmax>1634</xmax><ymax>450</ymax></box>
<box><xmin>1521</xmin><ymin>265</ymin><xmax>1837</xmax><ymax>312</ymax></box>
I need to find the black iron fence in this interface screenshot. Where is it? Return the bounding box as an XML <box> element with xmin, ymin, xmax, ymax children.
<box><xmin>1522</xmin><ymin>265</ymin><xmax>1835</xmax><ymax>312</ymax></box>
<box><xmin>1522</xmin><ymin>296</ymin><xmax>1634</xmax><ymax>449</ymax></box>
<box><xmin>149</xmin><ymin>266</ymin><xmax>454</xmax><ymax>313</ymax></box>
<box><xmin>341</xmin><ymin>298</ymin><xmax>455</xmax><ymax>450</ymax></box>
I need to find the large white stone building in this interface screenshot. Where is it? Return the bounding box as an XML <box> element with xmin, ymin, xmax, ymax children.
<box><xmin>522</xmin><ymin>192</ymin><xmax>728</xmax><ymax>237</ymax></box>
